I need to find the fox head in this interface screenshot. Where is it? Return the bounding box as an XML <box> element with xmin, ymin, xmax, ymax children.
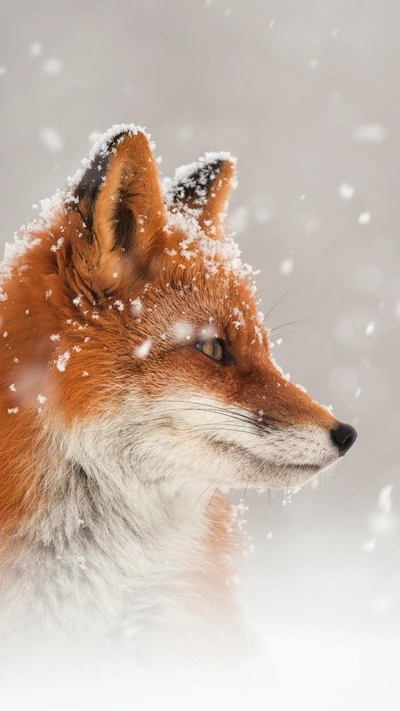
<box><xmin>0</xmin><ymin>125</ymin><xmax>356</xmax><ymax>527</ymax></box>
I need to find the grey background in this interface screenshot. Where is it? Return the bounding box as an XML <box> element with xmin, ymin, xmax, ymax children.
<box><xmin>1</xmin><ymin>0</ymin><xmax>399</xmax><ymax>702</ymax></box>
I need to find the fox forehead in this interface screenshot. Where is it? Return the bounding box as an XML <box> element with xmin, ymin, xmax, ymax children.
<box><xmin>53</xmin><ymin>254</ymin><xmax>269</xmax><ymax>386</ymax></box>
<box><xmin>132</xmin><ymin>258</ymin><xmax>266</xmax><ymax>349</ymax></box>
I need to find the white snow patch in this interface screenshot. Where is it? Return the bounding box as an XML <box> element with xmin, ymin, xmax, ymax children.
<box><xmin>55</xmin><ymin>351</ymin><xmax>70</xmax><ymax>372</ymax></box>
<box><xmin>358</xmin><ymin>212</ymin><xmax>371</xmax><ymax>225</ymax></box>
<box><xmin>352</xmin><ymin>124</ymin><xmax>388</xmax><ymax>143</ymax></box>
<box><xmin>368</xmin><ymin>485</ymin><xmax>397</xmax><ymax>538</ymax></box>
<box><xmin>50</xmin><ymin>236</ymin><xmax>64</xmax><ymax>252</ymax></box>
<box><xmin>39</xmin><ymin>126</ymin><xmax>64</xmax><ymax>153</ymax></box>
<box><xmin>338</xmin><ymin>183</ymin><xmax>355</xmax><ymax>200</ymax></box>
<box><xmin>88</xmin><ymin>130</ymin><xmax>102</xmax><ymax>144</ymax></box>
<box><xmin>135</xmin><ymin>339</ymin><xmax>152</xmax><ymax>359</ymax></box>
<box><xmin>171</xmin><ymin>321</ymin><xmax>193</xmax><ymax>342</ymax></box>
<box><xmin>42</xmin><ymin>57</ymin><xmax>63</xmax><ymax>75</ymax></box>
<box><xmin>130</xmin><ymin>298</ymin><xmax>143</xmax><ymax>317</ymax></box>
<box><xmin>232</xmin><ymin>307</ymin><xmax>245</xmax><ymax>329</ymax></box>
<box><xmin>378</xmin><ymin>485</ymin><xmax>393</xmax><ymax>515</ymax></box>
<box><xmin>279</xmin><ymin>257</ymin><xmax>295</xmax><ymax>276</ymax></box>
<box><xmin>29</xmin><ymin>42</ymin><xmax>42</xmax><ymax>58</ymax></box>
<box><xmin>167</xmin><ymin>151</ymin><xmax>236</xmax><ymax>207</ymax></box>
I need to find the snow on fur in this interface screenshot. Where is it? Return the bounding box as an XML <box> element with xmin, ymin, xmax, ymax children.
<box><xmin>1</xmin><ymin>126</ymin><xmax>256</xmax><ymax>305</ymax></box>
<box><xmin>65</xmin><ymin>123</ymin><xmax>153</xmax><ymax>199</ymax></box>
<box><xmin>163</xmin><ymin>154</ymin><xmax>257</xmax><ymax>291</ymax></box>
<box><xmin>0</xmin><ymin>125</ymin><xmax>152</xmax><ymax>289</ymax></box>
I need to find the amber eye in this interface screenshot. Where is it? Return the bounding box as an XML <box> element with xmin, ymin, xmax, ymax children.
<box><xmin>195</xmin><ymin>338</ymin><xmax>233</xmax><ymax>364</ymax></box>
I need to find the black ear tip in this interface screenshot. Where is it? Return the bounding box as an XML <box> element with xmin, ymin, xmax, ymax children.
<box><xmin>72</xmin><ymin>130</ymin><xmax>135</xmax><ymax>204</ymax></box>
<box><xmin>172</xmin><ymin>157</ymin><xmax>225</xmax><ymax>206</ymax></box>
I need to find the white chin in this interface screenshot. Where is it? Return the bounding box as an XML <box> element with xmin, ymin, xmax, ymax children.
<box><xmin>207</xmin><ymin>442</ymin><xmax>338</xmax><ymax>489</ymax></box>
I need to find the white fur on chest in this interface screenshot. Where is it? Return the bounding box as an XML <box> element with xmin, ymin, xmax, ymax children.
<box><xmin>0</xmin><ymin>456</ymin><xmax>227</xmax><ymax>654</ymax></box>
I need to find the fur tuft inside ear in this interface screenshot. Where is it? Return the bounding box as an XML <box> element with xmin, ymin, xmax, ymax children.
<box><xmin>60</xmin><ymin>125</ymin><xmax>164</xmax><ymax>302</ymax></box>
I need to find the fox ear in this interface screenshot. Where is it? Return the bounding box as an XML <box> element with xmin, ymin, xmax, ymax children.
<box><xmin>62</xmin><ymin>126</ymin><xmax>164</xmax><ymax>301</ymax></box>
<box><xmin>171</xmin><ymin>154</ymin><xmax>237</xmax><ymax>237</ymax></box>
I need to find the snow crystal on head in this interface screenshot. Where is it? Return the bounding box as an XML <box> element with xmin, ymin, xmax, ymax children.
<box><xmin>0</xmin><ymin>179</ymin><xmax>66</xmax><ymax>285</ymax></box>
<box><xmin>168</xmin><ymin>151</ymin><xmax>237</xmax><ymax>208</ymax></box>
<box><xmin>162</xmin><ymin>153</ymin><xmax>255</xmax><ymax>287</ymax></box>
<box><xmin>1</xmin><ymin>124</ymin><xmax>153</xmax><ymax>286</ymax></box>
<box><xmin>65</xmin><ymin>123</ymin><xmax>153</xmax><ymax>200</ymax></box>
<box><xmin>0</xmin><ymin>234</ymin><xmax>43</xmax><ymax>289</ymax></box>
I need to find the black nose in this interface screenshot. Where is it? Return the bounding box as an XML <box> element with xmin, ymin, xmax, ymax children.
<box><xmin>330</xmin><ymin>423</ymin><xmax>357</xmax><ymax>456</ymax></box>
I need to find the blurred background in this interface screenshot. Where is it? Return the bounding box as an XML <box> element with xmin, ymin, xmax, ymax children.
<box><xmin>1</xmin><ymin>0</ymin><xmax>399</xmax><ymax>707</ymax></box>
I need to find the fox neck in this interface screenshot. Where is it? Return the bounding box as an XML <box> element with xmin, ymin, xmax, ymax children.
<box><xmin>2</xmin><ymin>451</ymin><xmax>238</xmax><ymax>653</ymax></box>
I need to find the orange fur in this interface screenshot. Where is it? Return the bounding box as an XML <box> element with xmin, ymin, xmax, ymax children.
<box><xmin>0</xmin><ymin>129</ymin><xmax>336</xmax><ymax>532</ymax></box>
<box><xmin>0</xmin><ymin>127</ymin><xmax>346</xmax><ymax>653</ymax></box>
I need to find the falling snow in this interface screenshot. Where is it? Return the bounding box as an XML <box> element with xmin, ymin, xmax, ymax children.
<box><xmin>338</xmin><ymin>183</ymin><xmax>355</xmax><ymax>200</ymax></box>
<box><xmin>42</xmin><ymin>57</ymin><xmax>63</xmax><ymax>75</ymax></box>
<box><xmin>352</xmin><ymin>123</ymin><xmax>388</xmax><ymax>143</ymax></box>
<box><xmin>358</xmin><ymin>212</ymin><xmax>371</xmax><ymax>225</ymax></box>
<box><xmin>1</xmin><ymin>11</ymin><xmax>399</xmax><ymax>697</ymax></box>
<box><xmin>39</xmin><ymin>126</ymin><xmax>64</xmax><ymax>153</ymax></box>
<box><xmin>134</xmin><ymin>339</ymin><xmax>152</xmax><ymax>359</ymax></box>
<box><xmin>29</xmin><ymin>42</ymin><xmax>42</xmax><ymax>58</ymax></box>
<box><xmin>279</xmin><ymin>257</ymin><xmax>295</xmax><ymax>275</ymax></box>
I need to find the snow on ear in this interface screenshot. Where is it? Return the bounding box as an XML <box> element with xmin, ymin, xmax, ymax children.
<box><xmin>63</xmin><ymin>124</ymin><xmax>164</xmax><ymax>300</ymax></box>
<box><xmin>170</xmin><ymin>152</ymin><xmax>237</xmax><ymax>237</ymax></box>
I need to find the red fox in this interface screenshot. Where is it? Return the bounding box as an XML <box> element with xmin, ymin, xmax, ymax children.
<box><xmin>0</xmin><ymin>125</ymin><xmax>356</xmax><ymax>661</ymax></box>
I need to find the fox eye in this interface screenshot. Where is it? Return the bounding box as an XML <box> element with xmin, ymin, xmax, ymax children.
<box><xmin>195</xmin><ymin>338</ymin><xmax>233</xmax><ymax>364</ymax></box>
